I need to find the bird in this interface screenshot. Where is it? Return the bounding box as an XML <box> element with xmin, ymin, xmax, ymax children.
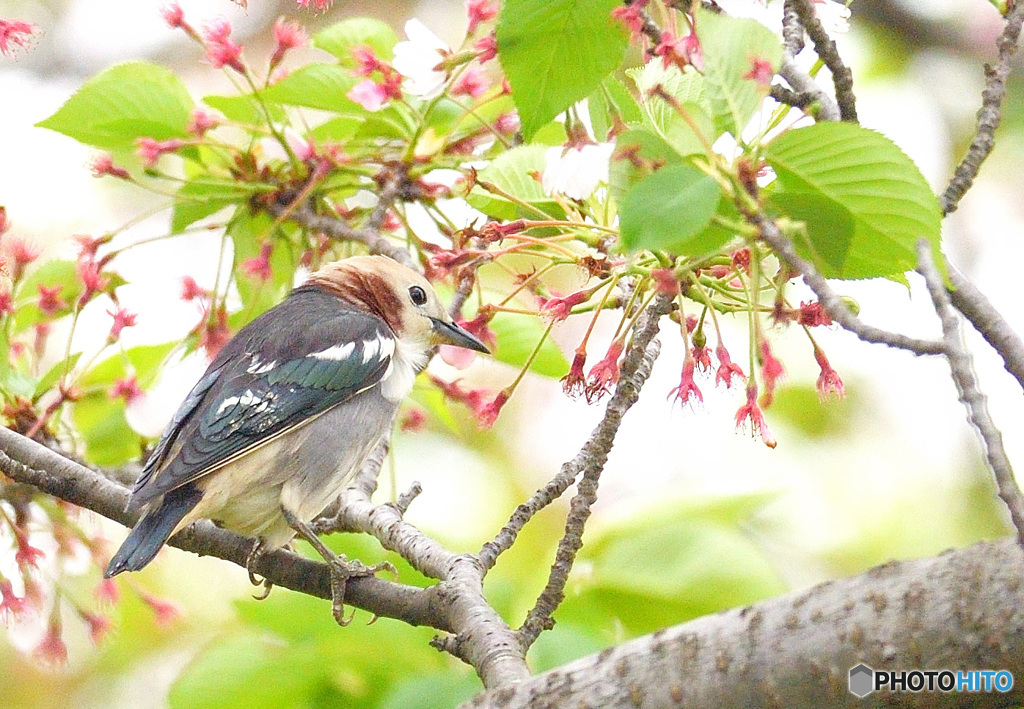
<box><xmin>105</xmin><ymin>255</ymin><xmax>489</xmax><ymax>618</ymax></box>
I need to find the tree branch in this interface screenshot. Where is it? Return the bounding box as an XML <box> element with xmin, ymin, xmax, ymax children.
<box><xmin>753</xmin><ymin>215</ymin><xmax>945</xmax><ymax>355</ymax></box>
<box><xmin>947</xmin><ymin>266</ymin><xmax>1024</xmax><ymax>395</ymax></box>
<box><xmin>463</xmin><ymin>538</ymin><xmax>1024</xmax><ymax>709</ymax></box>
<box><xmin>0</xmin><ymin>426</ymin><xmax>443</xmax><ymax>628</ymax></box>
<box><xmin>517</xmin><ymin>295</ymin><xmax>670</xmax><ymax>649</ymax></box>
<box><xmin>917</xmin><ymin>243</ymin><xmax>1024</xmax><ymax>546</ymax></box>
<box><xmin>939</xmin><ymin>0</ymin><xmax>1024</xmax><ymax>215</ymax></box>
<box><xmin>786</xmin><ymin>0</ymin><xmax>858</xmax><ymax>121</ymax></box>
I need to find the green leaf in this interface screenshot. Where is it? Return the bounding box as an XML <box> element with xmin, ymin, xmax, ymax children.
<box><xmin>308</xmin><ymin>116</ymin><xmax>364</xmax><ymax>143</ymax></box>
<box><xmin>71</xmin><ymin>394</ymin><xmax>141</xmax><ymax>466</ymax></box>
<box><xmin>171</xmin><ymin>179</ymin><xmax>252</xmax><ymax>233</ymax></box>
<box><xmin>498</xmin><ymin>0</ymin><xmax>629</xmax><ymax>139</ymax></box>
<box><xmin>764</xmin><ymin>121</ymin><xmax>943</xmax><ymax>279</ymax></box>
<box><xmin>260</xmin><ymin>65</ymin><xmax>359</xmax><ymax>113</ymax></box>
<box><xmin>201</xmin><ymin>95</ymin><xmax>286</xmax><ymax>125</ymax></box>
<box><xmin>489</xmin><ymin>314</ymin><xmax>568</xmax><ymax>378</ymax></box>
<box><xmin>36</xmin><ymin>61</ymin><xmax>193</xmax><ymax>149</ymax></box>
<box><xmin>628</xmin><ymin>62</ymin><xmax>714</xmax><ymax>156</ymax></box>
<box><xmin>227</xmin><ymin>211</ymin><xmax>295</xmax><ymax>326</ymax></box>
<box><xmin>696</xmin><ymin>9</ymin><xmax>781</xmax><ymax>137</ymax></box>
<box><xmin>609</xmin><ymin>128</ymin><xmax>685</xmax><ymax>202</ymax></box>
<box><xmin>619</xmin><ymin>163</ymin><xmax>724</xmax><ymax>255</ymax></box>
<box><xmin>314</xmin><ymin>17</ymin><xmax>399</xmax><ymax>65</ymax></box>
<box><xmin>588</xmin><ymin>75</ymin><xmax>643</xmax><ymax>142</ymax></box>
<box><xmin>468</xmin><ymin>145</ymin><xmax>564</xmax><ymax>220</ymax></box>
<box><xmin>80</xmin><ymin>343</ymin><xmax>177</xmax><ymax>391</ymax></box>
<box><xmin>33</xmin><ymin>352</ymin><xmax>83</xmax><ymax>401</ymax></box>
<box><xmin>12</xmin><ymin>260</ymin><xmax>82</xmax><ymax>332</ymax></box>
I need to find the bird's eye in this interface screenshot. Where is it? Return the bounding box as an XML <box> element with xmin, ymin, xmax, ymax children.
<box><xmin>409</xmin><ymin>285</ymin><xmax>428</xmax><ymax>306</ymax></box>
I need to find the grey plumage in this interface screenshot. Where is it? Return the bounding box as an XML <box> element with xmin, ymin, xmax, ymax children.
<box><xmin>105</xmin><ymin>256</ymin><xmax>488</xmax><ymax>579</ymax></box>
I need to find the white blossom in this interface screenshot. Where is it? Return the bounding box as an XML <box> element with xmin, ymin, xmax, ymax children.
<box><xmin>813</xmin><ymin>0</ymin><xmax>851</xmax><ymax>34</ymax></box>
<box><xmin>541</xmin><ymin>143</ymin><xmax>615</xmax><ymax>200</ymax></box>
<box><xmin>392</xmin><ymin>19</ymin><xmax>450</xmax><ymax>99</ymax></box>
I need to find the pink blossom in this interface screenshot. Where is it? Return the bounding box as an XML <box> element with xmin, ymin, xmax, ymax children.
<box><xmin>271</xmin><ymin>17</ymin><xmax>307</xmax><ymax>69</ymax></box>
<box><xmin>4</xmin><ymin>236</ymin><xmax>41</xmax><ymax>281</ymax></box>
<box><xmin>814</xmin><ymin>347</ymin><xmax>845</xmax><ymax>401</ymax></box>
<box><xmin>187</xmin><ymin>109</ymin><xmax>219</xmax><ymax>137</ymax></box>
<box><xmin>94</xmin><ymin>577</ymin><xmax>120</xmax><ymax>604</ymax></box>
<box><xmin>758</xmin><ymin>339</ymin><xmax>784</xmax><ymax>407</ymax></box>
<box><xmin>110</xmin><ymin>376</ymin><xmax>143</xmax><ymax>404</ymax></box>
<box><xmin>136</xmin><ymin>137</ymin><xmax>186</xmax><ymax>168</ymax></box>
<box><xmin>0</xmin><ymin>19</ymin><xmax>36</xmax><ymax>57</ymax></box>
<box><xmin>400</xmin><ymin>407</ymin><xmax>427</xmax><ymax>432</ymax></box>
<box><xmin>81</xmin><ymin>611</ymin><xmax>112</xmax><ymax>644</ymax></box>
<box><xmin>653</xmin><ymin>31</ymin><xmax>701</xmax><ymax>71</ymax></box>
<box><xmin>202</xmin><ymin>17</ymin><xmax>245</xmax><ymax>73</ymax></box>
<box><xmin>33</xmin><ymin>619</ymin><xmax>68</xmax><ymax>665</ymax></box>
<box><xmin>477</xmin><ymin>389</ymin><xmax>509</xmax><ymax>428</ymax></box>
<box><xmin>0</xmin><ymin>288</ymin><xmax>14</xmax><ymax>315</ymax></box>
<box><xmin>669</xmin><ymin>356</ymin><xmax>703</xmax><ymax>408</ymax></box>
<box><xmin>798</xmin><ymin>301</ymin><xmax>832</xmax><ymax>327</ymax></box>
<box><xmin>88</xmin><ymin>153</ymin><xmax>131</xmax><ymax>180</ymax></box>
<box><xmin>351</xmin><ymin>45</ymin><xmax>384</xmax><ymax>75</ymax></box>
<box><xmin>715</xmin><ymin>343</ymin><xmax>746</xmax><ymax>388</ymax></box>
<box><xmin>37</xmin><ymin>284</ymin><xmax>67</xmax><ymax>316</ymax></box>
<box><xmin>347</xmin><ymin>78</ymin><xmax>390</xmax><ymax>112</ymax></box>
<box><xmin>199</xmin><ymin>306</ymin><xmax>231</xmax><ymax>358</ymax></box>
<box><xmin>611</xmin><ymin>1</ymin><xmax>647</xmax><ymax>39</ymax></box>
<box><xmin>241</xmin><ymin>242</ymin><xmax>274</xmax><ymax>281</ymax></box>
<box><xmin>495</xmin><ymin>112</ymin><xmax>520</xmax><ymax>134</ymax></box>
<box><xmin>562</xmin><ymin>350</ymin><xmax>587</xmax><ymax>398</ymax></box>
<box><xmin>735</xmin><ymin>384</ymin><xmax>776</xmax><ymax>449</ymax></box>
<box><xmin>540</xmin><ymin>291</ymin><xmax>589</xmax><ymax>321</ymax></box>
<box><xmin>466</xmin><ymin>0</ymin><xmax>498</xmax><ymax>34</ymax></box>
<box><xmin>137</xmin><ymin>589</ymin><xmax>181</xmax><ymax>626</ymax></box>
<box><xmin>692</xmin><ymin>344</ymin><xmax>712</xmax><ymax>372</ymax></box>
<box><xmin>743</xmin><ymin>56</ymin><xmax>774</xmax><ymax>87</ymax></box>
<box><xmin>180</xmin><ymin>276</ymin><xmax>208</xmax><ymax>302</ymax></box>
<box><xmin>586</xmin><ymin>339</ymin><xmax>624</xmax><ymax>402</ymax></box>
<box><xmin>107</xmin><ymin>307</ymin><xmax>137</xmax><ymax>341</ymax></box>
<box><xmin>452</xmin><ymin>67</ymin><xmax>488</xmax><ymax>98</ymax></box>
<box><xmin>474</xmin><ymin>34</ymin><xmax>497</xmax><ymax>63</ymax></box>
<box><xmin>76</xmin><ymin>259</ymin><xmax>110</xmax><ymax>305</ymax></box>
<box><xmin>159</xmin><ymin>3</ymin><xmax>186</xmax><ymax>29</ymax></box>
<box><xmin>0</xmin><ymin>579</ymin><xmax>28</xmax><ymax>619</ymax></box>
<box><xmin>296</xmin><ymin>0</ymin><xmax>333</xmax><ymax>13</ymax></box>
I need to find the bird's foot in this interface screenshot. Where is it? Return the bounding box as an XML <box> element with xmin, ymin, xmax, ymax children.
<box><xmin>281</xmin><ymin>506</ymin><xmax>395</xmax><ymax>625</ymax></box>
<box><xmin>245</xmin><ymin>539</ymin><xmax>274</xmax><ymax>600</ymax></box>
<box><xmin>324</xmin><ymin>555</ymin><xmax>396</xmax><ymax>626</ymax></box>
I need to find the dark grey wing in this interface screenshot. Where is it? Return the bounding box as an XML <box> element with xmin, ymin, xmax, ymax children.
<box><xmin>129</xmin><ymin>288</ymin><xmax>395</xmax><ymax>506</ymax></box>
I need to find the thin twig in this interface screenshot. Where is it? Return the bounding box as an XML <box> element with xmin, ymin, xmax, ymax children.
<box><xmin>948</xmin><ymin>266</ymin><xmax>1024</xmax><ymax>395</ymax></box>
<box><xmin>753</xmin><ymin>215</ymin><xmax>945</xmax><ymax>355</ymax></box>
<box><xmin>940</xmin><ymin>1</ymin><xmax>1024</xmax><ymax>215</ymax></box>
<box><xmin>787</xmin><ymin>0</ymin><xmax>857</xmax><ymax>121</ymax></box>
<box><xmin>917</xmin><ymin>241</ymin><xmax>1024</xmax><ymax>547</ymax></box>
<box><xmin>516</xmin><ymin>295</ymin><xmax>671</xmax><ymax>649</ymax></box>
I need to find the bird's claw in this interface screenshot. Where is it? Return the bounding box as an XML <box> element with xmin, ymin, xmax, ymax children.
<box><xmin>325</xmin><ymin>555</ymin><xmax>396</xmax><ymax>626</ymax></box>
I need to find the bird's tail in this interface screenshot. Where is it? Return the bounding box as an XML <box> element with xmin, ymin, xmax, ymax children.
<box><xmin>105</xmin><ymin>485</ymin><xmax>203</xmax><ymax>577</ymax></box>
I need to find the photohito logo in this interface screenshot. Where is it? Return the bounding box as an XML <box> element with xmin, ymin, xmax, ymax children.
<box><xmin>848</xmin><ymin>663</ymin><xmax>1014</xmax><ymax>698</ymax></box>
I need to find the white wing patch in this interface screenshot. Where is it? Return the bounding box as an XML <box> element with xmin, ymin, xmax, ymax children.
<box><xmin>308</xmin><ymin>342</ymin><xmax>356</xmax><ymax>361</ymax></box>
<box><xmin>246</xmin><ymin>357</ymin><xmax>277</xmax><ymax>375</ymax></box>
<box><xmin>361</xmin><ymin>336</ymin><xmax>396</xmax><ymax>364</ymax></box>
<box><xmin>215</xmin><ymin>389</ymin><xmax>270</xmax><ymax>416</ymax></box>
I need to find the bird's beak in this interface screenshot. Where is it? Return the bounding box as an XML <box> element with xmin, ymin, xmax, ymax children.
<box><xmin>429</xmin><ymin>318</ymin><xmax>490</xmax><ymax>353</ymax></box>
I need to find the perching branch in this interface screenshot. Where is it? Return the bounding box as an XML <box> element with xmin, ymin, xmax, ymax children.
<box><xmin>916</xmin><ymin>242</ymin><xmax>1024</xmax><ymax>546</ymax></box>
<box><xmin>939</xmin><ymin>0</ymin><xmax>1024</xmax><ymax>215</ymax></box>
<box><xmin>753</xmin><ymin>215</ymin><xmax>946</xmax><ymax>355</ymax></box>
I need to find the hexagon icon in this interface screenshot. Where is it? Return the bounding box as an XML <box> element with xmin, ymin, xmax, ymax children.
<box><xmin>849</xmin><ymin>664</ymin><xmax>874</xmax><ymax>698</ymax></box>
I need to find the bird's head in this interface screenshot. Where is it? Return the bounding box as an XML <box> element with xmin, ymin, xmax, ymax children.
<box><xmin>305</xmin><ymin>255</ymin><xmax>489</xmax><ymax>354</ymax></box>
